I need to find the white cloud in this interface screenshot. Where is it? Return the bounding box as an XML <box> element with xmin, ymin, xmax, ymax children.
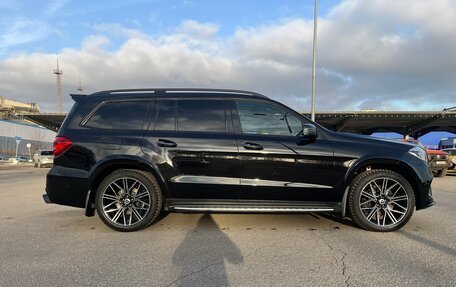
<box><xmin>176</xmin><ymin>20</ymin><xmax>219</xmax><ymax>40</ymax></box>
<box><xmin>0</xmin><ymin>0</ymin><xmax>455</xmax><ymax>113</ymax></box>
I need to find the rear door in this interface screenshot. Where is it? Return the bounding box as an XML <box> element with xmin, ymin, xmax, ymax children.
<box><xmin>231</xmin><ymin>99</ymin><xmax>335</xmax><ymax>202</ymax></box>
<box><xmin>78</xmin><ymin>99</ymin><xmax>152</xmax><ymax>167</ymax></box>
<box><xmin>141</xmin><ymin>97</ymin><xmax>240</xmax><ymax>200</ymax></box>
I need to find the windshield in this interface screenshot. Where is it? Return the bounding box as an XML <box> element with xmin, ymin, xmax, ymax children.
<box><xmin>443</xmin><ymin>149</ymin><xmax>456</xmax><ymax>156</ymax></box>
<box><xmin>41</xmin><ymin>151</ymin><xmax>53</xmax><ymax>156</ymax></box>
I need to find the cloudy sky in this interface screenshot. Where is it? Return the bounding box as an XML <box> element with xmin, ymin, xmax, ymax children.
<box><xmin>0</xmin><ymin>0</ymin><xmax>455</xmax><ymax>112</ymax></box>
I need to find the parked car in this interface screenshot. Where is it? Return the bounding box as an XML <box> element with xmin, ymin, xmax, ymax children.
<box><xmin>13</xmin><ymin>156</ymin><xmax>29</xmax><ymax>163</ymax></box>
<box><xmin>33</xmin><ymin>150</ymin><xmax>54</xmax><ymax>168</ymax></box>
<box><xmin>400</xmin><ymin>139</ymin><xmax>450</xmax><ymax>177</ymax></box>
<box><xmin>43</xmin><ymin>88</ymin><xmax>434</xmax><ymax>232</ymax></box>
<box><xmin>441</xmin><ymin>148</ymin><xmax>456</xmax><ymax>172</ymax></box>
<box><xmin>427</xmin><ymin>150</ymin><xmax>450</xmax><ymax>177</ymax></box>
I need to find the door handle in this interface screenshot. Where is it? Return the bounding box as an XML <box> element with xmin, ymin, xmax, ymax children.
<box><xmin>157</xmin><ymin>139</ymin><xmax>177</xmax><ymax>148</ymax></box>
<box><xmin>243</xmin><ymin>141</ymin><xmax>263</xmax><ymax>150</ymax></box>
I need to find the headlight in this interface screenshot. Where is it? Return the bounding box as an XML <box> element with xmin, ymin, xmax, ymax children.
<box><xmin>408</xmin><ymin>147</ymin><xmax>427</xmax><ymax>161</ymax></box>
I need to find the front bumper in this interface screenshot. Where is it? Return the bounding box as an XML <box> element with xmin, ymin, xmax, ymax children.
<box><xmin>405</xmin><ymin>153</ymin><xmax>435</xmax><ymax>210</ymax></box>
<box><xmin>420</xmin><ymin>186</ymin><xmax>435</xmax><ymax>210</ymax></box>
<box><xmin>429</xmin><ymin>161</ymin><xmax>451</xmax><ymax>171</ymax></box>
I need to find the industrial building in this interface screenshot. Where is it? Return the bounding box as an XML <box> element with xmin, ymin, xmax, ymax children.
<box><xmin>0</xmin><ymin>97</ymin><xmax>55</xmax><ymax>159</ymax></box>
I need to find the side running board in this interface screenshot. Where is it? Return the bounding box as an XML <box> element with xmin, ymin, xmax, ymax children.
<box><xmin>172</xmin><ymin>206</ymin><xmax>335</xmax><ymax>213</ymax></box>
<box><xmin>166</xmin><ymin>200</ymin><xmax>340</xmax><ymax>213</ymax></box>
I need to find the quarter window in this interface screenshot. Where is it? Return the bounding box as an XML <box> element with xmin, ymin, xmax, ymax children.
<box><xmin>236</xmin><ymin>101</ymin><xmax>302</xmax><ymax>136</ymax></box>
<box><xmin>85</xmin><ymin>101</ymin><xmax>148</xmax><ymax>130</ymax></box>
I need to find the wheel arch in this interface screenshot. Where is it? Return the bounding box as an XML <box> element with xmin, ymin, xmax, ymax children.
<box><xmin>85</xmin><ymin>156</ymin><xmax>169</xmax><ymax>216</ymax></box>
<box><xmin>341</xmin><ymin>157</ymin><xmax>422</xmax><ymax>217</ymax></box>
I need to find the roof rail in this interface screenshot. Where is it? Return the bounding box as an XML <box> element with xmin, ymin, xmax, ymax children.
<box><xmin>105</xmin><ymin>88</ymin><xmax>268</xmax><ymax>98</ymax></box>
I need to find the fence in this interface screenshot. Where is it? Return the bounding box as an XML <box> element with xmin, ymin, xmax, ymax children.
<box><xmin>0</xmin><ymin>120</ymin><xmax>56</xmax><ymax>158</ymax></box>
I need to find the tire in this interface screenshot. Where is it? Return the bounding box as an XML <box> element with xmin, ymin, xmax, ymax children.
<box><xmin>34</xmin><ymin>162</ymin><xmax>38</xmax><ymax>168</ymax></box>
<box><xmin>433</xmin><ymin>169</ymin><xmax>447</xmax><ymax>177</ymax></box>
<box><xmin>347</xmin><ymin>169</ymin><xmax>415</xmax><ymax>232</ymax></box>
<box><xmin>95</xmin><ymin>169</ymin><xmax>163</xmax><ymax>232</ymax></box>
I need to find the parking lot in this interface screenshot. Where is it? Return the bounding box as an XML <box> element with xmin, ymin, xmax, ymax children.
<box><xmin>0</xmin><ymin>167</ymin><xmax>455</xmax><ymax>286</ymax></box>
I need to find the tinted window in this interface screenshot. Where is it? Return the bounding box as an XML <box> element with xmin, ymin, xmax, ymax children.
<box><xmin>85</xmin><ymin>101</ymin><xmax>148</xmax><ymax>130</ymax></box>
<box><xmin>154</xmin><ymin>100</ymin><xmax>176</xmax><ymax>131</ymax></box>
<box><xmin>177</xmin><ymin>100</ymin><xmax>226</xmax><ymax>133</ymax></box>
<box><xmin>40</xmin><ymin>151</ymin><xmax>53</xmax><ymax>156</ymax></box>
<box><xmin>236</xmin><ymin>101</ymin><xmax>302</xmax><ymax>136</ymax></box>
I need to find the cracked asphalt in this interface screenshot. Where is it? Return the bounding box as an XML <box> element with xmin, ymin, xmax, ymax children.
<box><xmin>0</xmin><ymin>167</ymin><xmax>455</xmax><ymax>286</ymax></box>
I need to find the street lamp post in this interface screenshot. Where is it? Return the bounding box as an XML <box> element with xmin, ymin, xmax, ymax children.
<box><xmin>311</xmin><ymin>0</ymin><xmax>318</xmax><ymax>122</ymax></box>
<box><xmin>27</xmin><ymin>143</ymin><xmax>32</xmax><ymax>162</ymax></box>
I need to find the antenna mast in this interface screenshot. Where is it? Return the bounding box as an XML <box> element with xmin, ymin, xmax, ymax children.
<box><xmin>53</xmin><ymin>59</ymin><xmax>63</xmax><ymax>113</ymax></box>
<box><xmin>77</xmin><ymin>77</ymin><xmax>84</xmax><ymax>92</ymax></box>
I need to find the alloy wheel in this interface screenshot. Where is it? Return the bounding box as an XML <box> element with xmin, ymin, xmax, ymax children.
<box><xmin>101</xmin><ymin>177</ymin><xmax>151</xmax><ymax>226</ymax></box>
<box><xmin>359</xmin><ymin>177</ymin><xmax>409</xmax><ymax>227</ymax></box>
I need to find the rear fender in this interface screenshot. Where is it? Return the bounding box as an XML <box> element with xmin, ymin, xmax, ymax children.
<box><xmin>85</xmin><ymin>155</ymin><xmax>169</xmax><ymax>216</ymax></box>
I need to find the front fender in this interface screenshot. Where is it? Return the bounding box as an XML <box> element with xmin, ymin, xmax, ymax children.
<box><xmin>344</xmin><ymin>156</ymin><xmax>404</xmax><ymax>184</ymax></box>
<box><xmin>341</xmin><ymin>154</ymin><xmax>432</xmax><ymax>212</ymax></box>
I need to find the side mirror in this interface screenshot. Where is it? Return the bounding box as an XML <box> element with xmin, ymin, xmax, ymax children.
<box><xmin>296</xmin><ymin>124</ymin><xmax>317</xmax><ymax>145</ymax></box>
<box><xmin>301</xmin><ymin>123</ymin><xmax>317</xmax><ymax>139</ymax></box>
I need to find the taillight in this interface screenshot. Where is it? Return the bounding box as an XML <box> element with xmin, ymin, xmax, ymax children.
<box><xmin>53</xmin><ymin>136</ymin><xmax>72</xmax><ymax>157</ymax></box>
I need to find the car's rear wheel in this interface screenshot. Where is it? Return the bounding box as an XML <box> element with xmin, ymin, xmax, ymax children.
<box><xmin>348</xmin><ymin>169</ymin><xmax>415</xmax><ymax>232</ymax></box>
<box><xmin>95</xmin><ymin>169</ymin><xmax>162</xmax><ymax>232</ymax></box>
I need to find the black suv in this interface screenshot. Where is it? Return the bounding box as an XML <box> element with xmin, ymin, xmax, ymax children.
<box><xmin>44</xmin><ymin>88</ymin><xmax>434</xmax><ymax>232</ymax></box>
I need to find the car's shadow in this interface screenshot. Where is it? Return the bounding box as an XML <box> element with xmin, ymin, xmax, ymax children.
<box><xmin>153</xmin><ymin>211</ymin><xmax>359</xmax><ymax>233</ymax></box>
<box><xmin>44</xmin><ymin>208</ymin><xmax>360</xmax><ymax>233</ymax></box>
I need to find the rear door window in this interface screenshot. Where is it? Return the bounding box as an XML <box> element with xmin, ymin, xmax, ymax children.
<box><xmin>154</xmin><ymin>100</ymin><xmax>176</xmax><ymax>131</ymax></box>
<box><xmin>177</xmin><ymin>100</ymin><xmax>226</xmax><ymax>133</ymax></box>
<box><xmin>85</xmin><ymin>101</ymin><xmax>149</xmax><ymax>130</ymax></box>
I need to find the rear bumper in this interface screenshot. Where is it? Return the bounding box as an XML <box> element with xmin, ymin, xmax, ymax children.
<box><xmin>44</xmin><ymin>165</ymin><xmax>89</xmax><ymax>208</ymax></box>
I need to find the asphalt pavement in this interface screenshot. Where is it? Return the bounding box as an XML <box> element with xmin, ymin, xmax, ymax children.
<box><xmin>0</xmin><ymin>167</ymin><xmax>455</xmax><ymax>286</ymax></box>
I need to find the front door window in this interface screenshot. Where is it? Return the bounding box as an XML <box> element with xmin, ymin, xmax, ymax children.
<box><xmin>235</xmin><ymin>101</ymin><xmax>302</xmax><ymax>136</ymax></box>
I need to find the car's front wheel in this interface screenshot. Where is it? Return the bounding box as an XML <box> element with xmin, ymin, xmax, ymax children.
<box><xmin>95</xmin><ymin>169</ymin><xmax>162</xmax><ymax>232</ymax></box>
<box><xmin>433</xmin><ymin>169</ymin><xmax>447</xmax><ymax>177</ymax></box>
<box><xmin>347</xmin><ymin>169</ymin><xmax>415</xmax><ymax>232</ymax></box>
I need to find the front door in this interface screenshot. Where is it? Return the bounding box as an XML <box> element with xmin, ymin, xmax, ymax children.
<box><xmin>231</xmin><ymin>99</ymin><xmax>335</xmax><ymax>202</ymax></box>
